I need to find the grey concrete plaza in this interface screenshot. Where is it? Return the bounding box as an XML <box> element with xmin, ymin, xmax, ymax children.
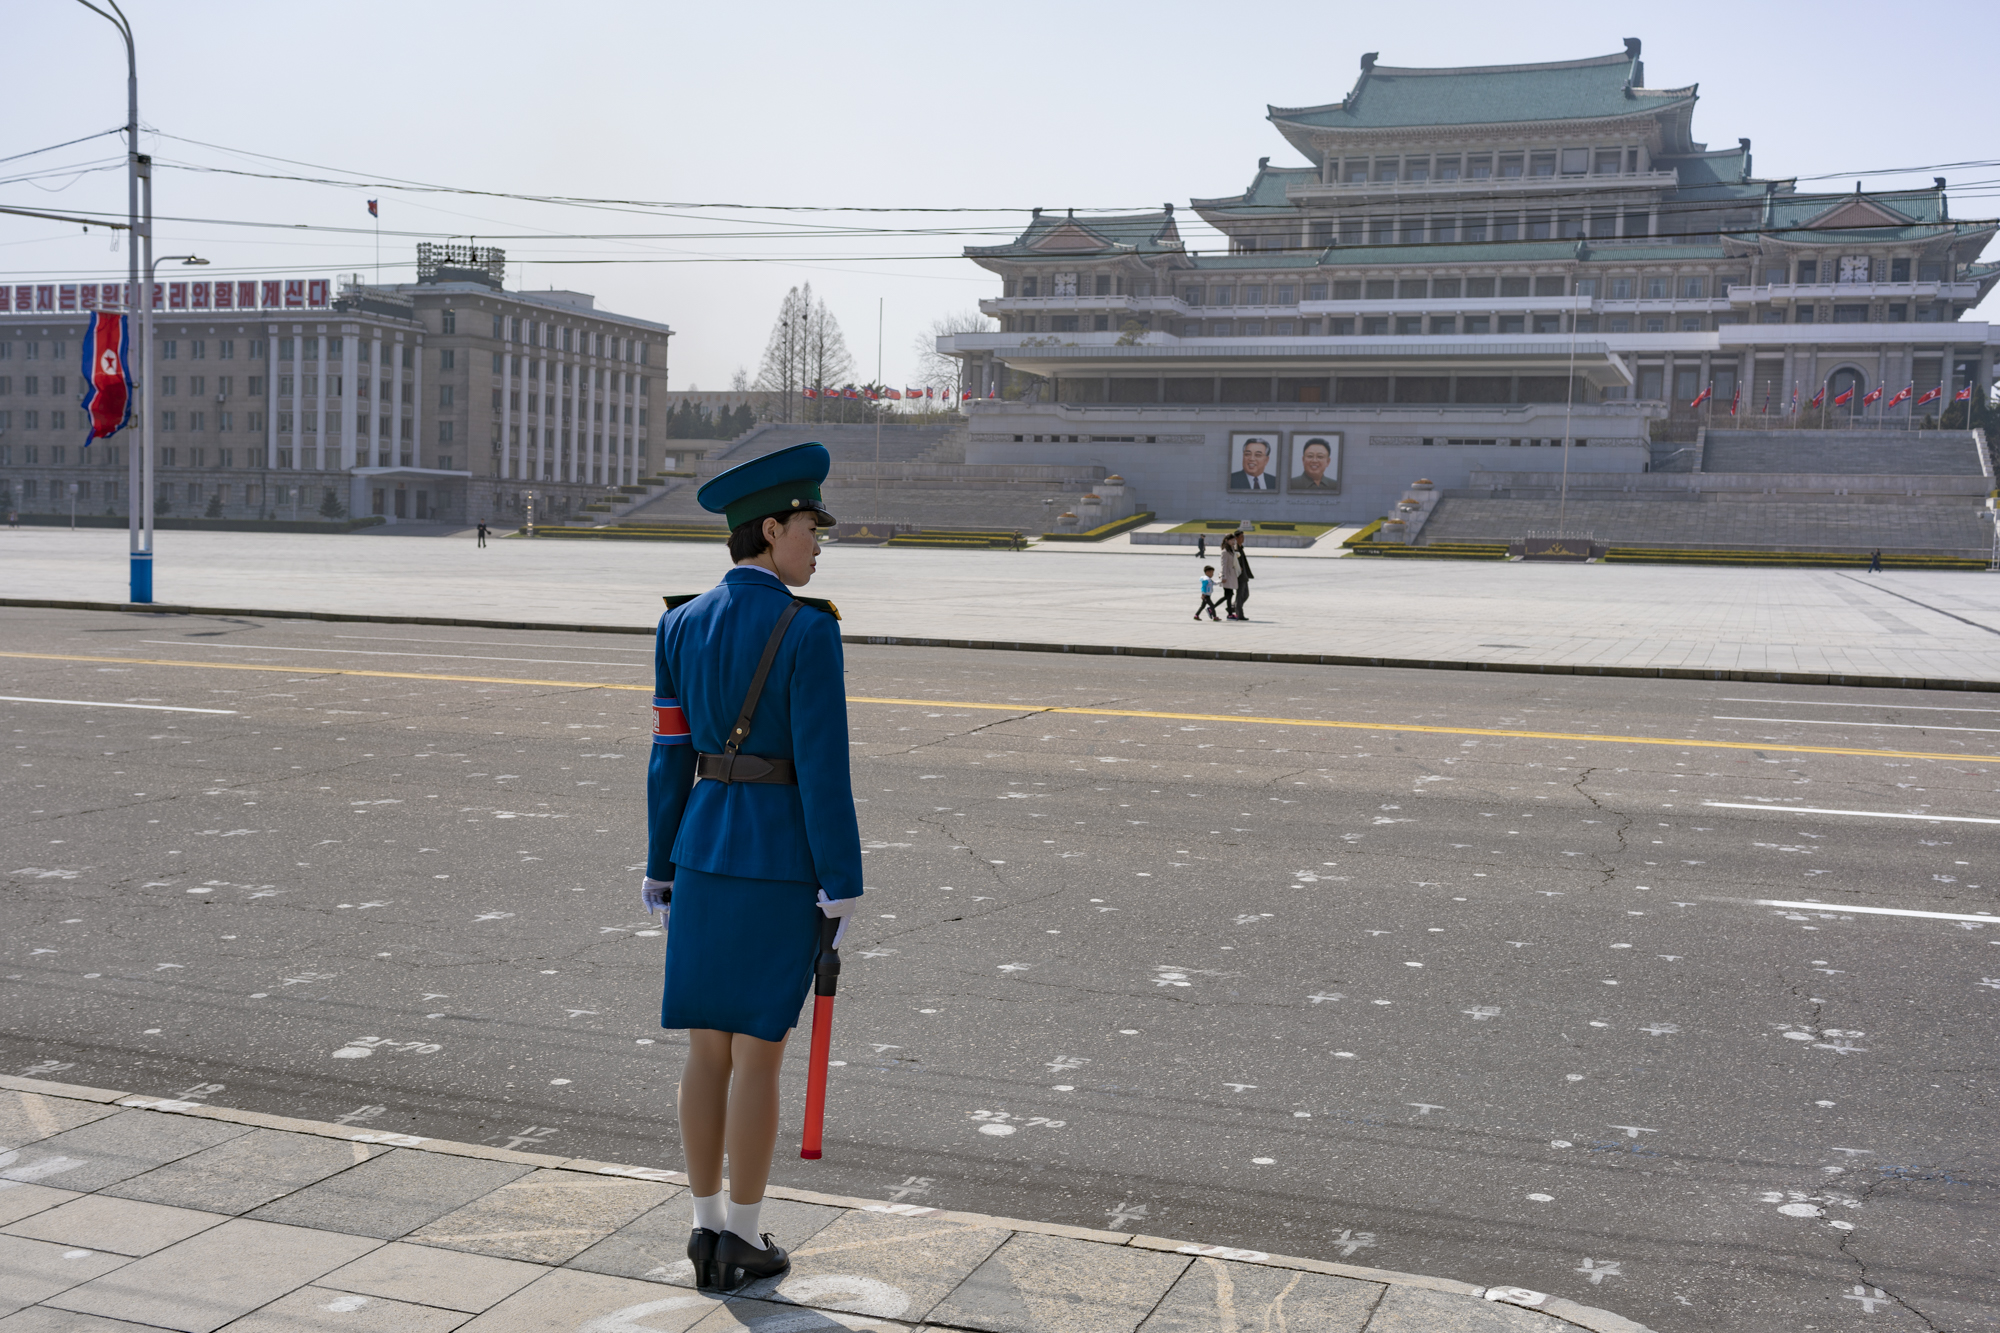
<box><xmin>8</xmin><ymin>526</ymin><xmax>2000</xmax><ymax>683</ymax></box>
<box><xmin>4</xmin><ymin>604</ymin><xmax>1996</xmax><ymax>1332</ymax></box>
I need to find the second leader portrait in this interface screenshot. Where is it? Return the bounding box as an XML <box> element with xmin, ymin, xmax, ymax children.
<box><xmin>1227</xmin><ymin>433</ymin><xmax>1281</xmax><ymax>491</ymax></box>
<box><xmin>1288</xmin><ymin>433</ymin><xmax>1341</xmax><ymax>493</ymax></box>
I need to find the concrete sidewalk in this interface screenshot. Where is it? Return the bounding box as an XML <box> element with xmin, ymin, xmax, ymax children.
<box><xmin>0</xmin><ymin>1076</ymin><xmax>1649</xmax><ymax>1333</ymax></box>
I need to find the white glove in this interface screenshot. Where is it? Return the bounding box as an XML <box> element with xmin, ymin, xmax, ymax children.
<box><xmin>641</xmin><ymin>877</ymin><xmax>672</xmax><ymax>926</ymax></box>
<box><xmin>817</xmin><ymin>890</ymin><xmax>859</xmax><ymax>949</ymax></box>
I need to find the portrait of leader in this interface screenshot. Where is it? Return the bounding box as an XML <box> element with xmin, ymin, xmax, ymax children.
<box><xmin>1227</xmin><ymin>433</ymin><xmax>1279</xmax><ymax>491</ymax></box>
<box><xmin>1288</xmin><ymin>433</ymin><xmax>1341</xmax><ymax>492</ymax></box>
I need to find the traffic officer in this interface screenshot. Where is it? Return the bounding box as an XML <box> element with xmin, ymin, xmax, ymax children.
<box><xmin>640</xmin><ymin>441</ymin><xmax>863</xmax><ymax>1292</ymax></box>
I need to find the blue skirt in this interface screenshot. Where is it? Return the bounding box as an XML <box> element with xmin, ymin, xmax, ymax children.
<box><xmin>661</xmin><ymin>866</ymin><xmax>819</xmax><ymax>1043</ymax></box>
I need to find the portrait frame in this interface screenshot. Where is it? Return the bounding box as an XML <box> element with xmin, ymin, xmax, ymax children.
<box><xmin>1285</xmin><ymin>431</ymin><xmax>1342</xmax><ymax>495</ymax></box>
<box><xmin>1225</xmin><ymin>431</ymin><xmax>1283</xmax><ymax>493</ymax></box>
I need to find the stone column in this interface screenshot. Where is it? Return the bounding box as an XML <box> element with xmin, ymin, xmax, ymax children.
<box><xmin>313</xmin><ymin>337</ymin><xmax>328</xmax><ymax>472</ymax></box>
<box><xmin>536</xmin><ymin>352</ymin><xmax>549</xmax><ymax>480</ymax></box>
<box><xmin>368</xmin><ymin>334</ymin><xmax>383</xmax><ymax>466</ymax></box>
<box><xmin>411</xmin><ymin>337</ymin><xmax>425</xmax><ymax>469</ymax></box>
<box><xmin>391</xmin><ymin>335</ymin><xmax>406</xmax><ymax>467</ymax></box>
<box><xmin>501</xmin><ymin>350</ymin><xmax>513</xmax><ymax>479</ymax></box>
<box><xmin>265</xmin><ymin>324</ymin><xmax>278</xmax><ymax>468</ymax></box>
<box><xmin>339</xmin><ymin>325</ymin><xmax>359</xmax><ymax>471</ymax></box>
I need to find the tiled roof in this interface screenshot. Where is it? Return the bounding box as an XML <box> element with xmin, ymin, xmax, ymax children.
<box><xmin>1269</xmin><ymin>51</ymin><xmax>1689</xmax><ymax>131</ymax></box>
<box><xmin>1192</xmin><ymin>165</ymin><xmax>1319</xmax><ymax>211</ymax></box>
<box><xmin>966</xmin><ymin>210</ymin><xmax>1183</xmax><ymax>259</ymax></box>
<box><xmin>1656</xmin><ymin>149</ymin><xmax>1749</xmax><ymax>189</ymax></box>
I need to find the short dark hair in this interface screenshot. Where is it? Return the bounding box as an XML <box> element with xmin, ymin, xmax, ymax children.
<box><xmin>727</xmin><ymin>508</ymin><xmax>811</xmax><ymax>562</ymax></box>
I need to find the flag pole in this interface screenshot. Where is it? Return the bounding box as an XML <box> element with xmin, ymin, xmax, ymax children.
<box><xmin>875</xmin><ymin>296</ymin><xmax>883</xmax><ymax>523</ymax></box>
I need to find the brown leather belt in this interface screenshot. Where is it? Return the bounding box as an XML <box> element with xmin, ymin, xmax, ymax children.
<box><xmin>695</xmin><ymin>751</ymin><xmax>796</xmax><ymax>784</ymax></box>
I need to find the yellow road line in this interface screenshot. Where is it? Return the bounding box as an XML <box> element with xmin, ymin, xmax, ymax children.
<box><xmin>2</xmin><ymin>650</ymin><xmax>1989</xmax><ymax>765</ymax></box>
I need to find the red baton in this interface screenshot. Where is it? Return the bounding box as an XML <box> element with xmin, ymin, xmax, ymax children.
<box><xmin>800</xmin><ymin>915</ymin><xmax>842</xmax><ymax>1160</ymax></box>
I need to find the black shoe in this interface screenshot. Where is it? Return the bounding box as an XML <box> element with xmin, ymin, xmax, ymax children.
<box><xmin>687</xmin><ymin>1227</ymin><xmax>721</xmax><ymax>1288</ymax></box>
<box><xmin>716</xmin><ymin>1229</ymin><xmax>791</xmax><ymax>1290</ymax></box>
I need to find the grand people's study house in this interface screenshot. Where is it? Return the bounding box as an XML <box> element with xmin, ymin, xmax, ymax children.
<box><xmin>939</xmin><ymin>42</ymin><xmax>2000</xmax><ymax>524</ymax></box>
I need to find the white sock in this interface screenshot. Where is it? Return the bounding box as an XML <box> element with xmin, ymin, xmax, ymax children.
<box><xmin>725</xmin><ymin>1197</ymin><xmax>765</xmax><ymax>1246</ymax></box>
<box><xmin>691</xmin><ymin>1191</ymin><xmax>725</xmax><ymax>1233</ymax></box>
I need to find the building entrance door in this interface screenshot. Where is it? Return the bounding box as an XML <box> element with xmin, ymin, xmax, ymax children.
<box><xmin>372</xmin><ymin>488</ymin><xmax>385</xmax><ymax>517</ymax></box>
<box><xmin>415</xmin><ymin>491</ymin><xmax>430</xmax><ymax>520</ymax></box>
<box><xmin>392</xmin><ymin>489</ymin><xmax>407</xmax><ymax>518</ymax></box>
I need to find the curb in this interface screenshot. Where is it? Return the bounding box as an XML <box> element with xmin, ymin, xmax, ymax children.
<box><xmin>4</xmin><ymin>595</ymin><xmax>1997</xmax><ymax>695</ymax></box>
<box><xmin>0</xmin><ymin>1073</ymin><xmax>1652</xmax><ymax>1331</ymax></box>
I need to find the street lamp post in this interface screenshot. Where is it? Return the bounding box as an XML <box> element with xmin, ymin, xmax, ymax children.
<box><xmin>72</xmin><ymin>0</ymin><xmax>146</xmax><ymax>598</ymax></box>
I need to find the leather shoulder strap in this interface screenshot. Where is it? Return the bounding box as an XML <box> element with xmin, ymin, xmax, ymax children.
<box><xmin>725</xmin><ymin>600</ymin><xmax>803</xmax><ymax>756</ymax></box>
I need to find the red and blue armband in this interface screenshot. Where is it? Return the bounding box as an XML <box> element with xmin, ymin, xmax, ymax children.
<box><xmin>652</xmin><ymin>697</ymin><xmax>690</xmax><ymax>746</ymax></box>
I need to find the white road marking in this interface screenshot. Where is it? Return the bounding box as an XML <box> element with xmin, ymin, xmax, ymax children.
<box><xmin>1703</xmin><ymin>802</ymin><xmax>2000</xmax><ymax>825</ymax></box>
<box><xmin>1757</xmin><ymin>898</ymin><xmax>2000</xmax><ymax>924</ymax></box>
<box><xmin>1712</xmin><ymin>715</ymin><xmax>2000</xmax><ymax>735</ymax></box>
<box><xmin>0</xmin><ymin>696</ymin><xmax>236</xmax><ymax>714</ymax></box>
<box><xmin>138</xmin><ymin>641</ymin><xmax>637</xmax><ymax>668</ymax></box>
<box><xmin>1718</xmin><ymin>697</ymin><xmax>2000</xmax><ymax>715</ymax></box>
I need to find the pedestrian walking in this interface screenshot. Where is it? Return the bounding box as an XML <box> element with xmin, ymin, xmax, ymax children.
<box><xmin>476</xmin><ymin>520</ymin><xmax>489</xmax><ymax>548</ymax></box>
<box><xmin>1232</xmin><ymin>532</ymin><xmax>1256</xmax><ymax>619</ymax></box>
<box><xmin>1868</xmin><ymin>548</ymin><xmax>1882</xmax><ymax>573</ymax></box>
<box><xmin>1195</xmin><ymin>566</ymin><xmax>1223</xmax><ymax>621</ymax></box>
<box><xmin>1196</xmin><ymin>533</ymin><xmax>1207</xmax><ymax>560</ymax></box>
<box><xmin>1217</xmin><ymin>537</ymin><xmax>1241</xmax><ymax>619</ymax></box>
<box><xmin>642</xmin><ymin>443</ymin><xmax>861</xmax><ymax>1293</ymax></box>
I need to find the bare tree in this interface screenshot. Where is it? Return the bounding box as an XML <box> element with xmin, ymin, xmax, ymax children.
<box><xmin>754</xmin><ymin>285</ymin><xmax>854</xmax><ymax>422</ymax></box>
<box><xmin>912</xmin><ymin>309</ymin><xmax>993</xmax><ymax>403</ymax></box>
<box><xmin>804</xmin><ymin>297</ymin><xmax>855</xmax><ymax>423</ymax></box>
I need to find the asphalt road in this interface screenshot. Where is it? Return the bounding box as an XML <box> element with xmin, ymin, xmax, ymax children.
<box><xmin>4</xmin><ymin>605</ymin><xmax>1996</xmax><ymax>1333</ymax></box>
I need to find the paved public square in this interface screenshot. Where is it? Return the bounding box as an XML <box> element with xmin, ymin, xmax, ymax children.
<box><xmin>8</xmin><ymin>526</ymin><xmax>2000</xmax><ymax>684</ymax></box>
<box><xmin>4</xmin><ymin>598</ymin><xmax>1997</xmax><ymax>1332</ymax></box>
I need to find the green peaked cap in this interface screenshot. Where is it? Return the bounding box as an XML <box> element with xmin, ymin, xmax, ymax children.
<box><xmin>696</xmin><ymin>441</ymin><xmax>837</xmax><ymax>530</ymax></box>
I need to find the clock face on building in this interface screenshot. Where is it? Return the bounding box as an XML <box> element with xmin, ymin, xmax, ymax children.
<box><xmin>1839</xmin><ymin>255</ymin><xmax>1870</xmax><ymax>284</ymax></box>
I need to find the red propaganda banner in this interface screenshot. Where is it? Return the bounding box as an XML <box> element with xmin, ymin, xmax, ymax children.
<box><xmin>78</xmin><ymin>311</ymin><xmax>133</xmax><ymax>445</ymax></box>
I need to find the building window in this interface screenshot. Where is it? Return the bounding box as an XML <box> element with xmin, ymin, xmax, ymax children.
<box><xmin>1462</xmin><ymin>316</ymin><xmax>1490</xmax><ymax>334</ymax></box>
<box><xmin>1019</xmin><ymin>277</ymin><xmax>1038</xmax><ymax>298</ymax></box>
<box><xmin>1429</xmin><ymin>316</ymin><xmax>1457</xmax><ymax>335</ymax></box>
<box><xmin>162</xmin><ymin>340</ymin><xmax>177</xmax><ymax>361</ymax></box>
<box><xmin>1329</xmin><ymin>318</ymin><xmax>1354</xmax><ymax>336</ymax></box>
<box><xmin>1361</xmin><ymin>317</ymin><xmax>1388</xmax><ymax>336</ymax></box>
<box><xmin>1682</xmin><ymin>276</ymin><xmax>1706</xmax><ymax>299</ymax></box>
<box><xmin>1242</xmin><ymin>285</ymin><xmax>1266</xmax><ymax>305</ymax></box>
<box><xmin>1211</xmin><ymin>286</ymin><xmax>1234</xmax><ymax>305</ymax></box>
<box><xmin>1499</xmin><ymin>277</ymin><xmax>1529</xmax><ymax>298</ymax></box>
<box><xmin>1796</xmin><ymin>260</ymin><xmax>1818</xmax><ymax>284</ymax></box>
<box><xmin>441</xmin><ymin>311</ymin><xmax>456</xmax><ymax>334</ymax></box>
<box><xmin>1832</xmin><ymin>304</ymin><xmax>1869</xmax><ymax>324</ymax></box>
<box><xmin>1533</xmin><ymin>315</ymin><xmax>1561</xmax><ymax>334</ymax></box>
<box><xmin>160</xmin><ymin>411</ymin><xmax>175</xmax><ymax>431</ymax></box>
<box><xmin>1498</xmin><ymin>315</ymin><xmax>1525</xmax><ymax>334</ymax></box>
<box><xmin>440</xmin><ymin>348</ymin><xmax>455</xmax><ymax>370</ymax></box>
<box><xmin>1395</xmin><ymin>317</ymin><xmax>1422</xmax><ymax>336</ymax></box>
<box><xmin>1643</xmin><ymin>317</ymin><xmax>1666</xmax><ymax>332</ymax></box>
<box><xmin>1796</xmin><ymin>306</ymin><xmax>1816</xmax><ymax>324</ymax></box>
<box><xmin>440</xmin><ymin>385</ymin><xmax>454</xmax><ymax>406</ymax></box>
<box><xmin>1499</xmin><ymin>154</ymin><xmax>1524</xmax><ymax>178</ymax></box>
<box><xmin>1574</xmin><ymin>316</ymin><xmax>1597</xmax><ymax>332</ymax></box>
<box><xmin>1644</xmin><ymin>277</ymin><xmax>1668</xmax><ymax>299</ymax></box>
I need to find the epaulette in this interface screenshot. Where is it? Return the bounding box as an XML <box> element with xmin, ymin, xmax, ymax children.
<box><xmin>794</xmin><ymin>596</ymin><xmax>840</xmax><ymax>621</ymax></box>
<box><xmin>662</xmin><ymin>594</ymin><xmax>701</xmax><ymax>611</ymax></box>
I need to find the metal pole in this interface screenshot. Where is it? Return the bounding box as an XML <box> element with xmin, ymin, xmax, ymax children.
<box><xmin>875</xmin><ymin>297</ymin><xmax>883</xmax><ymax>522</ymax></box>
<box><xmin>139</xmin><ymin>161</ymin><xmax>154</xmax><ymax>586</ymax></box>
<box><xmin>1558</xmin><ymin>283</ymin><xmax>1578</xmax><ymax>533</ymax></box>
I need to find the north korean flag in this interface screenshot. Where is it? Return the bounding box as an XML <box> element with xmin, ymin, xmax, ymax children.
<box><xmin>1916</xmin><ymin>387</ymin><xmax>1942</xmax><ymax>406</ymax></box>
<box><xmin>1886</xmin><ymin>384</ymin><xmax>1912</xmax><ymax>408</ymax></box>
<box><xmin>1861</xmin><ymin>387</ymin><xmax>1883</xmax><ymax>406</ymax></box>
<box><xmin>78</xmin><ymin>311</ymin><xmax>132</xmax><ymax>445</ymax></box>
<box><xmin>1833</xmin><ymin>388</ymin><xmax>1854</xmax><ymax>406</ymax></box>
<box><xmin>1956</xmin><ymin>385</ymin><xmax>1974</xmax><ymax>402</ymax></box>
<box><xmin>367</xmin><ymin>199</ymin><xmax>379</xmax><ymax>218</ymax></box>
<box><xmin>1810</xmin><ymin>386</ymin><xmax>1826</xmax><ymax>408</ymax></box>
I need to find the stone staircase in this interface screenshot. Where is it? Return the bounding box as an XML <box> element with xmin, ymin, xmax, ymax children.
<box><xmin>1700</xmin><ymin>430</ymin><xmax>1987</xmax><ymax>476</ymax></box>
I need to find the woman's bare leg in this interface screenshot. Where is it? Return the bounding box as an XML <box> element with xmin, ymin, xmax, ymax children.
<box><xmin>723</xmin><ymin>1030</ymin><xmax>790</xmax><ymax>1203</ymax></box>
<box><xmin>679</xmin><ymin>1028</ymin><xmax>734</xmax><ymax>1198</ymax></box>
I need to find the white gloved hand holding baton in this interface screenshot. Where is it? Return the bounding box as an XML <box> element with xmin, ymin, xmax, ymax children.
<box><xmin>640</xmin><ymin>877</ymin><xmax>672</xmax><ymax>927</ymax></box>
<box><xmin>816</xmin><ymin>890</ymin><xmax>858</xmax><ymax>948</ymax></box>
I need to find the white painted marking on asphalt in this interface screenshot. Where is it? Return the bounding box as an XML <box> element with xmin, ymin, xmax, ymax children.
<box><xmin>0</xmin><ymin>696</ymin><xmax>236</xmax><ymax>714</ymax></box>
<box><xmin>1718</xmin><ymin>697</ymin><xmax>2000</xmax><ymax>714</ymax></box>
<box><xmin>1758</xmin><ymin>899</ymin><xmax>2000</xmax><ymax>924</ymax></box>
<box><xmin>141</xmin><ymin>641</ymin><xmax>642</xmax><ymax>668</ymax></box>
<box><xmin>1713</xmin><ymin>715</ymin><xmax>2000</xmax><ymax>735</ymax></box>
<box><xmin>1704</xmin><ymin>802</ymin><xmax>2000</xmax><ymax>825</ymax></box>
<box><xmin>334</xmin><ymin>633</ymin><xmax>650</xmax><ymax>652</ymax></box>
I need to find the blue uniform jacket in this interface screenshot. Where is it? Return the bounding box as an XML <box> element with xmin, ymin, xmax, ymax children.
<box><xmin>646</xmin><ymin>565</ymin><xmax>864</xmax><ymax>900</ymax></box>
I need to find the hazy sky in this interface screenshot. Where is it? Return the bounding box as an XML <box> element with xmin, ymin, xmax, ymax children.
<box><xmin>8</xmin><ymin>0</ymin><xmax>1997</xmax><ymax>391</ymax></box>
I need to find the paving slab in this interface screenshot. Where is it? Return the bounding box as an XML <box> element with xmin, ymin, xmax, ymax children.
<box><xmin>41</xmin><ymin>1217</ymin><xmax>378</xmax><ymax>1332</ymax></box>
<box><xmin>455</xmin><ymin>1268</ymin><xmax>729</xmax><ymax>1332</ymax></box>
<box><xmin>217</xmin><ymin>1285</ymin><xmax>469</xmax><ymax>1333</ymax></box>
<box><xmin>1361</xmin><ymin>1287</ymin><xmax>1570</xmax><ymax>1333</ymax></box>
<box><xmin>688</xmin><ymin>1295</ymin><xmax>913</xmax><ymax>1331</ymax></box>
<box><xmin>0</xmin><ymin>1111</ymin><xmax>250</xmax><ymax>1194</ymax></box>
<box><xmin>403</xmin><ymin>1167</ymin><xmax>674</xmax><ymax>1264</ymax></box>
<box><xmin>568</xmin><ymin>1192</ymin><xmax>842</xmax><ymax>1288</ymax></box>
<box><xmin>0</xmin><ymin>1308</ymin><xmax>162</xmax><ymax>1332</ymax></box>
<box><xmin>0</xmin><ymin>1190</ymin><xmax>77</xmax><ymax>1232</ymax></box>
<box><xmin>923</xmin><ymin>1230</ymin><xmax>1191</xmax><ymax>1333</ymax></box>
<box><xmin>0</xmin><ymin>1099</ymin><xmax>121</xmax><ymax>1155</ymax></box>
<box><xmin>0</xmin><ymin>1236</ymin><xmax>130</xmax><ymax>1319</ymax></box>
<box><xmin>1138</xmin><ymin>1255</ymin><xmax>1385</xmax><ymax>1333</ymax></box>
<box><xmin>102</xmin><ymin>1129</ymin><xmax>370</xmax><ymax>1217</ymax></box>
<box><xmin>734</xmin><ymin>1210</ymin><xmax>1010</xmax><ymax>1324</ymax></box>
<box><xmin>318</xmin><ymin>1240</ymin><xmax>544</xmax><ymax>1313</ymax></box>
<box><xmin>246</xmin><ymin>1148</ymin><xmax>531</xmax><ymax>1240</ymax></box>
<box><xmin>3</xmin><ymin>1195</ymin><xmax>225</xmax><ymax>1257</ymax></box>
